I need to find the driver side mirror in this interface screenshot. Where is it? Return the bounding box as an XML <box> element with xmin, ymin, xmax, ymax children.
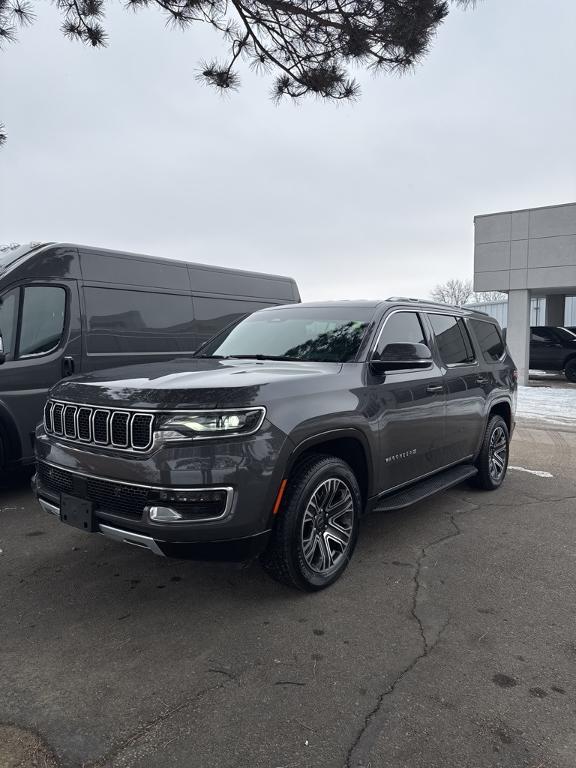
<box><xmin>370</xmin><ymin>342</ymin><xmax>432</xmax><ymax>375</ymax></box>
<box><xmin>0</xmin><ymin>334</ymin><xmax>5</xmax><ymax>365</ymax></box>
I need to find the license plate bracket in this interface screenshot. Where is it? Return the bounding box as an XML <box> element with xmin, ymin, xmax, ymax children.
<box><xmin>60</xmin><ymin>494</ymin><xmax>96</xmax><ymax>532</ymax></box>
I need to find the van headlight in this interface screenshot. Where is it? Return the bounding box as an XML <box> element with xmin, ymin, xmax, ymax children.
<box><xmin>157</xmin><ymin>407</ymin><xmax>266</xmax><ymax>440</ymax></box>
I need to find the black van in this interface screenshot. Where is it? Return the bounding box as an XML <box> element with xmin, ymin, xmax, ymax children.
<box><xmin>0</xmin><ymin>243</ymin><xmax>300</xmax><ymax>469</ymax></box>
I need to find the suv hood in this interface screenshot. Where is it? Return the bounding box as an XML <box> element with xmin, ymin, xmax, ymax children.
<box><xmin>50</xmin><ymin>358</ymin><xmax>343</xmax><ymax>409</ymax></box>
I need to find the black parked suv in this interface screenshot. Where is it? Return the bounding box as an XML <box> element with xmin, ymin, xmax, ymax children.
<box><xmin>529</xmin><ymin>326</ymin><xmax>576</xmax><ymax>382</ymax></box>
<box><xmin>34</xmin><ymin>300</ymin><xmax>517</xmax><ymax>591</ymax></box>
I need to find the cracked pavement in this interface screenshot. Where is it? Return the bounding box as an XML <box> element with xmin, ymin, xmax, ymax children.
<box><xmin>1</xmin><ymin>423</ymin><xmax>576</xmax><ymax>768</ymax></box>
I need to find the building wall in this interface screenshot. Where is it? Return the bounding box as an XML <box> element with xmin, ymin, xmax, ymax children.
<box><xmin>465</xmin><ymin>297</ymin><xmax>576</xmax><ymax>328</ymax></box>
<box><xmin>474</xmin><ymin>203</ymin><xmax>576</xmax><ymax>293</ymax></box>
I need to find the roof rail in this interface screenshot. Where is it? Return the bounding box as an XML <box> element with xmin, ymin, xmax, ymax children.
<box><xmin>386</xmin><ymin>296</ymin><xmax>462</xmax><ymax>310</ymax></box>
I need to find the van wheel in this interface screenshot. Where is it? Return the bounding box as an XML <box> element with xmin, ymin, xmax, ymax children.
<box><xmin>565</xmin><ymin>358</ymin><xmax>576</xmax><ymax>383</ymax></box>
<box><xmin>261</xmin><ymin>455</ymin><xmax>361</xmax><ymax>591</ymax></box>
<box><xmin>471</xmin><ymin>415</ymin><xmax>509</xmax><ymax>490</ymax></box>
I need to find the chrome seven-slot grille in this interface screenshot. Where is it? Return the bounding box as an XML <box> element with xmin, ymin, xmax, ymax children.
<box><xmin>44</xmin><ymin>401</ymin><xmax>155</xmax><ymax>452</ymax></box>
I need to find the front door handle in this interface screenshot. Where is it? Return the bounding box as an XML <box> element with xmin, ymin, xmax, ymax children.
<box><xmin>62</xmin><ymin>356</ymin><xmax>75</xmax><ymax>377</ymax></box>
<box><xmin>476</xmin><ymin>376</ymin><xmax>489</xmax><ymax>385</ymax></box>
<box><xmin>426</xmin><ymin>384</ymin><xmax>444</xmax><ymax>394</ymax></box>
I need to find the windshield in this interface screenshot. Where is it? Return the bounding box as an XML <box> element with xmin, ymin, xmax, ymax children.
<box><xmin>0</xmin><ymin>243</ymin><xmax>48</xmax><ymax>269</ymax></box>
<box><xmin>557</xmin><ymin>327</ymin><xmax>576</xmax><ymax>341</ymax></box>
<box><xmin>199</xmin><ymin>306</ymin><xmax>376</xmax><ymax>363</ymax></box>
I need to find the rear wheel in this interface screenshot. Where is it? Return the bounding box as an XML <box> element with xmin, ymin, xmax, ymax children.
<box><xmin>261</xmin><ymin>455</ymin><xmax>361</xmax><ymax>591</ymax></box>
<box><xmin>471</xmin><ymin>415</ymin><xmax>509</xmax><ymax>490</ymax></box>
<box><xmin>565</xmin><ymin>358</ymin><xmax>576</xmax><ymax>383</ymax></box>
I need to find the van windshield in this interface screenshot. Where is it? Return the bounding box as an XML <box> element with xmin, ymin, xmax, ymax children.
<box><xmin>0</xmin><ymin>243</ymin><xmax>48</xmax><ymax>269</ymax></box>
<box><xmin>198</xmin><ymin>306</ymin><xmax>375</xmax><ymax>363</ymax></box>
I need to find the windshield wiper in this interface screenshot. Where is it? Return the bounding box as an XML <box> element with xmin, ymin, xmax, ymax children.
<box><xmin>225</xmin><ymin>354</ymin><xmax>303</xmax><ymax>362</ymax></box>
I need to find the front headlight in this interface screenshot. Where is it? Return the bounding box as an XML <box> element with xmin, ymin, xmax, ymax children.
<box><xmin>157</xmin><ymin>407</ymin><xmax>266</xmax><ymax>440</ymax></box>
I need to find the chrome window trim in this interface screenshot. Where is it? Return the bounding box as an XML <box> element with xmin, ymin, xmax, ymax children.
<box><xmin>425</xmin><ymin>311</ymin><xmax>478</xmax><ymax>368</ymax></box>
<box><xmin>465</xmin><ymin>316</ymin><xmax>507</xmax><ymax>364</ymax></box>
<box><xmin>18</xmin><ymin>343</ymin><xmax>62</xmax><ymax>360</ymax></box>
<box><xmin>369</xmin><ymin>308</ymin><xmax>433</xmax><ymax>372</ymax></box>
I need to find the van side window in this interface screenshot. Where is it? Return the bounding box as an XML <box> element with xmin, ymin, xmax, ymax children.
<box><xmin>0</xmin><ymin>288</ymin><xmax>20</xmax><ymax>358</ymax></box>
<box><xmin>468</xmin><ymin>319</ymin><xmax>505</xmax><ymax>362</ymax></box>
<box><xmin>19</xmin><ymin>286</ymin><xmax>66</xmax><ymax>357</ymax></box>
<box><xmin>85</xmin><ymin>287</ymin><xmax>196</xmax><ymax>354</ymax></box>
<box><xmin>428</xmin><ymin>314</ymin><xmax>475</xmax><ymax>366</ymax></box>
<box><xmin>374</xmin><ymin>312</ymin><xmax>426</xmax><ymax>359</ymax></box>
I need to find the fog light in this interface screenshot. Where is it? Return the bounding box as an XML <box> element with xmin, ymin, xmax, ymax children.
<box><xmin>146</xmin><ymin>488</ymin><xmax>232</xmax><ymax>523</ymax></box>
<box><xmin>147</xmin><ymin>506</ymin><xmax>184</xmax><ymax>522</ymax></box>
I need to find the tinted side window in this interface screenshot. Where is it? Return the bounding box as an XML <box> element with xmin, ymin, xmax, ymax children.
<box><xmin>0</xmin><ymin>288</ymin><xmax>20</xmax><ymax>358</ymax></box>
<box><xmin>531</xmin><ymin>328</ymin><xmax>555</xmax><ymax>343</ymax></box>
<box><xmin>85</xmin><ymin>287</ymin><xmax>196</xmax><ymax>353</ymax></box>
<box><xmin>19</xmin><ymin>286</ymin><xmax>66</xmax><ymax>357</ymax></box>
<box><xmin>469</xmin><ymin>319</ymin><xmax>505</xmax><ymax>362</ymax></box>
<box><xmin>193</xmin><ymin>297</ymin><xmax>273</xmax><ymax>345</ymax></box>
<box><xmin>428</xmin><ymin>314</ymin><xmax>475</xmax><ymax>366</ymax></box>
<box><xmin>375</xmin><ymin>311</ymin><xmax>426</xmax><ymax>358</ymax></box>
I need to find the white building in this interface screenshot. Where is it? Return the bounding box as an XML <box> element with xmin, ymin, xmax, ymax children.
<box><xmin>474</xmin><ymin>202</ymin><xmax>576</xmax><ymax>384</ymax></box>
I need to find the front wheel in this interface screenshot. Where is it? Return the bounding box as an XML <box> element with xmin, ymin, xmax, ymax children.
<box><xmin>471</xmin><ymin>415</ymin><xmax>510</xmax><ymax>490</ymax></box>
<box><xmin>565</xmin><ymin>358</ymin><xmax>576</xmax><ymax>383</ymax></box>
<box><xmin>261</xmin><ymin>455</ymin><xmax>361</xmax><ymax>591</ymax></box>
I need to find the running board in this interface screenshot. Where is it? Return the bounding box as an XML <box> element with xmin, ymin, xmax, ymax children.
<box><xmin>373</xmin><ymin>464</ymin><xmax>478</xmax><ymax>512</ymax></box>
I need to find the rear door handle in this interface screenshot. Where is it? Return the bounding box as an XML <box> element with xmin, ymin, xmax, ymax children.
<box><xmin>426</xmin><ymin>384</ymin><xmax>444</xmax><ymax>394</ymax></box>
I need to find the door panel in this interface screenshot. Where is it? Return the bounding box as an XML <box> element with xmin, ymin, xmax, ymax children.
<box><xmin>373</xmin><ymin>367</ymin><xmax>446</xmax><ymax>491</ymax></box>
<box><xmin>371</xmin><ymin>310</ymin><xmax>446</xmax><ymax>492</ymax></box>
<box><xmin>427</xmin><ymin>313</ymin><xmax>486</xmax><ymax>464</ymax></box>
<box><xmin>0</xmin><ymin>281</ymin><xmax>81</xmax><ymax>462</ymax></box>
<box><xmin>529</xmin><ymin>327</ymin><xmax>564</xmax><ymax>371</ymax></box>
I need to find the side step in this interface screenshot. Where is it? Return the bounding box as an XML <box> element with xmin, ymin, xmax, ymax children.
<box><xmin>373</xmin><ymin>464</ymin><xmax>478</xmax><ymax>512</ymax></box>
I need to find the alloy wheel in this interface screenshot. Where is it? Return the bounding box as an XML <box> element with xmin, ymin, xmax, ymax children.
<box><xmin>300</xmin><ymin>478</ymin><xmax>355</xmax><ymax>574</ymax></box>
<box><xmin>488</xmin><ymin>425</ymin><xmax>508</xmax><ymax>481</ymax></box>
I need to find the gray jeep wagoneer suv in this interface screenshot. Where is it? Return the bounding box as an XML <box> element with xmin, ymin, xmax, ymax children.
<box><xmin>34</xmin><ymin>300</ymin><xmax>517</xmax><ymax>591</ymax></box>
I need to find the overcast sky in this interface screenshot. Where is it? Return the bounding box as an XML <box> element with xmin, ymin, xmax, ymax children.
<box><xmin>1</xmin><ymin>1</ymin><xmax>575</xmax><ymax>301</ymax></box>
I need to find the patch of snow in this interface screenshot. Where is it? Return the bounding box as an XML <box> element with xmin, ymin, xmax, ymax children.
<box><xmin>517</xmin><ymin>385</ymin><xmax>576</xmax><ymax>428</ymax></box>
<box><xmin>509</xmin><ymin>465</ymin><xmax>554</xmax><ymax>478</ymax></box>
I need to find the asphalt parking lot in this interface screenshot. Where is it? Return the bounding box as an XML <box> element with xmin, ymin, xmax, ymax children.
<box><xmin>2</xmin><ymin>422</ymin><xmax>576</xmax><ymax>768</ymax></box>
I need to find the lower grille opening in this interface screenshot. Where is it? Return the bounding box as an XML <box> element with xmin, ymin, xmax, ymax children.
<box><xmin>37</xmin><ymin>463</ymin><xmax>148</xmax><ymax>519</ymax></box>
<box><xmin>36</xmin><ymin>463</ymin><xmax>230</xmax><ymax>522</ymax></box>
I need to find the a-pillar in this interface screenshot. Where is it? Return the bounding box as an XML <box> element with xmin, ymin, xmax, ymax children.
<box><xmin>545</xmin><ymin>294</ymin><xmax>566</xmax><ymax>326</ymax></box>
<box><xmin>507</xmin><ymin>289</ymin><xmax>531</xmax><ymax>385</ymax></box>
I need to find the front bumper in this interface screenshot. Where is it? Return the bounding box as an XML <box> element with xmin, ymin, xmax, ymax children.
<box><xmin>34</xmin><ymin>421</ymin><xmax>292</xmax><ymax>559</ymax></box>
<box><xmin>36</xmin><ymin>494</ymin><xmax>270</xmax><ymax>560</ymax></box>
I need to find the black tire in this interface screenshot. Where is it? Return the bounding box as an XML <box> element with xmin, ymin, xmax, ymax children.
<box><xmin>260</xmin><ymin>455</ymin><xmax>361</xmax><ymax>591</ymax></box>
<box><xmin>565</xmin><ymin>358</ymin><xmax>576</xmax><ymax>383</ymax></box>
<box><xmin>0</xmin><ymin>426</ymin><xmax>6</xmax><ymax>473</ymax></box>
<box><xmin>471</xmin><ymin>415</ymin><xmax>510</xmax><ymax>490</ymax></box>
